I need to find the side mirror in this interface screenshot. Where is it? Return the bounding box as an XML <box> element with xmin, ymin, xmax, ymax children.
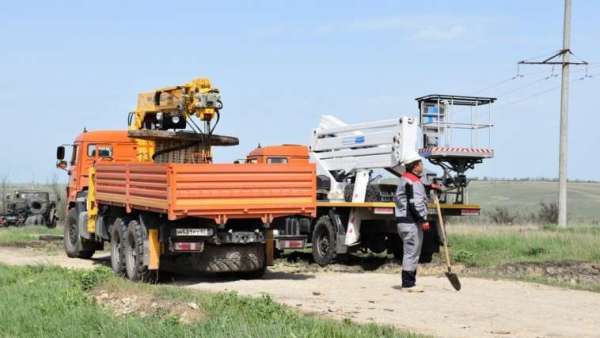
<box><xmin>56</xmin><ymin>146</ymin><xmax>65</xmax><ymax>160</ymax></box>
<box><xmin>56</xmin><ymin>160</ymin><xmax>68</xmax><ymax>170</ymax></box>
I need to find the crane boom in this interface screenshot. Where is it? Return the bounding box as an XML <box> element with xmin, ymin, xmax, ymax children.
<box><xmin>127</xmin><ymin>78</ymin><xmax>224</xmax><ymax>162</ymax></box>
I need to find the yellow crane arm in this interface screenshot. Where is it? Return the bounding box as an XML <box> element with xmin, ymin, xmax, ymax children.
<box><xmin>128</xmin><ymin>77</ymin><xmax>222</xmax><ymax>161</ymax></box>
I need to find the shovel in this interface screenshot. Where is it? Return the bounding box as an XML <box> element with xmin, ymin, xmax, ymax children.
<box><xmin>433</xmin><ymin>194</ymin><xmax>461</xmax><ymax>291</ymax></box>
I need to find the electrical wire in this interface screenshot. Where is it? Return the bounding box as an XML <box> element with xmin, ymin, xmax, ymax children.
<box><xmin>494</xmin><ymin>72</ymin><xmax>598</xmax><ymax>110</ymax></box>
<box><xmin>473</xmin><ymin>77</ymin><xmax>516</xmax><ymax>95</ymax></box>
<box><xmin>472</xmin><ymin>61</ymin><xmax>597</xmax><ymax>96</ymax></box>
<box><xmin>496</xmin><ymin>75</ymin><xmax>555</xmax><ymax>98</ymax></box>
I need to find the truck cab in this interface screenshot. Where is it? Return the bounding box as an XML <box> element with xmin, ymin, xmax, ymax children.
<box><xmin>245</xmin><ymin>144</ymin><xmax>310</xmax><ymax>165</ymax></box>
<box><xmin>56</xmin><ymin>130</ymin><xmax>138</xmax><ymax>207</ymax></box>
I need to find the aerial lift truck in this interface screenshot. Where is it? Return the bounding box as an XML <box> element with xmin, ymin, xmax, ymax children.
<box><xmin>262</xmin><ymin>95</ymin><xmax>496</xmax><ymax>265</ymax></box>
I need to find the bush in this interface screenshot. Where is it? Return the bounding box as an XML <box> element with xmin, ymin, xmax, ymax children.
<box><xmin>453</xmin><ymin>249</ymin><xmax>476</xmax><ymax>266</ymax></box>
<box><xmin>537</xmin><ymin>201</ymin><xmax>558</xmax><ymax>225</ymax></box>
<box><xmin>77</xmin><ymin>267</ymin><xmax>112</xmax><ymax>291</ymax></box>
<box><xmin>524</xmin><ymin>247</ymin><xmax>548</xmax><ymax>256</ymax></box>
<box><xmin>488</xmin><ymin>207</ymin><xmax>517</xmax><ymax>224</ymax></box>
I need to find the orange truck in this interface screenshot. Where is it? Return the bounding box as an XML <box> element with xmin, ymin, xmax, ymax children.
<box><xmin>56</xmin><ymin>77</ymin><xmax>317</xmax><ymax>280</ymax></box>
<box><xmin>56</xmin><ymin>131</ymin><xmax>315</xmax><ymax>280</ymax></box>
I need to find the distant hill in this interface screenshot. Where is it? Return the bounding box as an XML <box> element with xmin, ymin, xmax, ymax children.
<box><xmin>467</xmin><ymin>180</ymin><xmax>600</xmax><ymax>224</ymax></box>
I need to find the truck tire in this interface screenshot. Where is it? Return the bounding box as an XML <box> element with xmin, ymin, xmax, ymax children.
<box><xmin>124</xmin><ymin>219</ymin><xmax>151</xmax><ymax>281</ymax></box>
<box><xmin>63</xmin><ymin>208</ymin><xmax>95</xmax><ymax>259</ymax></box>
<box><xmin>110</xmin><ymin>217</ymin><xmax>128</xmax><ymax>275</ymax></box>
<box><xmin>312</xmin><ymin>216</ymin><xmax>337</xmax><ymax>266</ymax></box>
<box><xmin>160</xmin><ymin>244</ymin><xmax>266</xmax><ymax>276</ymax></box>
<box><xmin>28</xmin><ymin>200</ymin><xmax>46</xmax><ymax>215</ymax></box>
<box><xmin>46</xmin><ymin>208</ymin><xmax>57</xmax><ymax>228</ymax></box>
<box><xmin>203</xmin><ymin>244</ymin><xmax>265</xmax><ymax>274</ymax></box>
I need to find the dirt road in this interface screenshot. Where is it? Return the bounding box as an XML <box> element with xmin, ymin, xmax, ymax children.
<box><xmin>1</xmin><ymin>247</ymin><xmax>599</xmax><ymax>338</ymax></box>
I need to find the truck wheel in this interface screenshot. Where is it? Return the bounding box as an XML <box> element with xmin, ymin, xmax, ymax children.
<box><xmin>312</xmin><ymin>216</ymin><xmax>337</xmax><ymax>266</ymax></box>
<box><xmin>239</xmin><ymin>244</ymin><xmax>267</xmax><ymax>279</ymax></box>
<box><xmin>124</xmin><ymin>219</ymin><xmax>151</xmax><ymax>281</ymax></box>
<box><xmin>46</xmin><ymin>208</ymin><xmax>57</xmax><ymax>228</ymax></box>
<box><xmin>160</xmin><ymin>244</ymin><xmax>265</xmax><ymax>276</ymax></box>
<box><xmin>110</xmin><ymin>218</ymin><xmax>128</xmax><ymax>275</ymax></box>
<box><xmin>63</xmin><ymin>208</ymin><xmax>95</xmax><ymax>259</ymax></box>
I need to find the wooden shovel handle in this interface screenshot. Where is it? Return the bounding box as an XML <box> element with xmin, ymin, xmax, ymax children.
<box><xmin>433</xmin><ymin>194</ymin><xmax>452</xmax><ymax>272</ymax></box>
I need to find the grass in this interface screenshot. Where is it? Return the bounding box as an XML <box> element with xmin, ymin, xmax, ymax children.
<box><xmin>447</xmin><ymin>224</ymin><xmax>600</xmax><ymax>292</ymax></box>
<box><xmin>448</xmin><ymin>225</ymin><xmax>600</xmax><ymax>267</ymax></box>
<box><xmin>467</xmin><ymin>180</ymin><xmax>600</xmax><ymax>224</ymax></box>
<box><xmin>0</xmin><ymin>264</ymin><xmax>422</xmax><ymax>338</ymax></box>
<box><xmin>0</xmin><ymin>225</ymin><xmax>63</xmax><ymax>245</ymax></box>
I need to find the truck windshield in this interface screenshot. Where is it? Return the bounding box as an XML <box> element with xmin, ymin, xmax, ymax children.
<box><xmin>87</xmin><ymin>144</ymin><xmax>113</xmax><ymax>158</ymax></box>
<box><xmin>267</xmin><ymin>157</ymin><xmax>288</xmax><ymax>164</ymax></box>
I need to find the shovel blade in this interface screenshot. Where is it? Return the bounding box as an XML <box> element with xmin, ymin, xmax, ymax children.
<box><xmin>445</xmin><ymin>272</ymin><xmax>461</xmax><ymax>291</ymax></box>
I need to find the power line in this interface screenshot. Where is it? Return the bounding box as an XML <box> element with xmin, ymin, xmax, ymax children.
<box><xmin>472</xmin><ymin>63</ymin><xmax>596</xmax><ymax>96</ymax></box>
<box><xmin>496</xmin><ymin>75</ymin><xmax>557</xmax><ymax>99</ymax></box>
<box><xmin>494</xmin><ymin>71</ymin><xmax>597</xmax><ymax>110</ymax></box>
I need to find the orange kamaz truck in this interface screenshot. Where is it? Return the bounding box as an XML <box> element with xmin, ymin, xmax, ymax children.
<box><xmin>56</xmin><ymin>78</ymin><xmax>316</xmax><ymax>280</ymax></box>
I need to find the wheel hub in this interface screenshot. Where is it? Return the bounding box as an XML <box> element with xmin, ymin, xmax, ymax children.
<box><xmin>318</xmin><ymin>232</ymin><xmax>329</xmax><ymax>255</ymax></box>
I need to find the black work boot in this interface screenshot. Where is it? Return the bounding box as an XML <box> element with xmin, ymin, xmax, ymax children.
<box><xmin>401</xmin><ymin>270</ymin><xmax>416</xmax><ymax>288</ymax></box>
<box><xmin>401</xmin><ymin>270</ymin><xmax>423</xmax><ymax>292</ymax></box>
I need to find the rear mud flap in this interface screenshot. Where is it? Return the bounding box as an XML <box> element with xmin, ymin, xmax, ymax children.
<box><xmin>77</xmin><ymin>211</ymin><xmax>91</xmax><ymax>239</ymax></box>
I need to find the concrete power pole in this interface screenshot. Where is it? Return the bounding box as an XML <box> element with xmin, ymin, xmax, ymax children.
<box><xmin>518</xmin><ymin>0</ymin><xmax>587</xmax><ymax>227</ymax></box>
<box><xmin>557</xmin><ymin>0</ymin><xmax>571</xmax><ymax>227</ymax></box>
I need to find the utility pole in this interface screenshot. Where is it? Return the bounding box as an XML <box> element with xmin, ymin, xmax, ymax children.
<box><xmin>518</xmin><ymin>0</ymin><xmax>587</xmax><ymax>227</ymax></box>
<box><xmin>558</xmin><ymin>0</ymin><xmax>571</xmax><ymax>228</ymax></box>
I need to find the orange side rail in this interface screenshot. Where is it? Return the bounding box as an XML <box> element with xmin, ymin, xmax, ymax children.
<box><xmin>94</xmin><ymin>162</ymin><xmax>316</xmax><ymax>224</ymax></box>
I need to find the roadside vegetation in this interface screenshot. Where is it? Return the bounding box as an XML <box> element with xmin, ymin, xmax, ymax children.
<box><xmin>0</xmin><ymin>264</ymin><xmax>421</xmax><ymax>338</ymax></box>
<box><xmin>468</xmin><ymin>180</ymin><xmax>600</xmax><ymax>225</ymax></box>
<box><xmin>0</xmin><ymin>225</ymin><xmax>63</xmax><ymax>246</ymax></box>
<box><xmin>448</xmin><ymin>225</ymin><xmax>600</xmax><ymax>292</ymax></box>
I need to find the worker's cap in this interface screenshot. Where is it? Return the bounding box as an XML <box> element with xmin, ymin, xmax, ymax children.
<box><xmin>402</xmin><ymin>152</ymin><xmax>422</xmax><ymax>166</ymax></box>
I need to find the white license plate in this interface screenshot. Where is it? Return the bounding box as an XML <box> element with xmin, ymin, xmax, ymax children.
<box><xmin>175</xmin><ymin>228</ymin><xmax>213</xmax><ymax>237</ymax></box>
<box><xmin>373</xmin><ymin>207</ymin><xmax>394</xmax><ymax>215</ymax></box>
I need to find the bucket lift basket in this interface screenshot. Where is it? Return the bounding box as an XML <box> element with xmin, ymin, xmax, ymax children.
<box><xmin>416</xmin><ymin>94</ymin><xmax>496</xmax><ymax>204</ymax></box>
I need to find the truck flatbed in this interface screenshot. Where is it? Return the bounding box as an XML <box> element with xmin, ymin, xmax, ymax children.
<box><xmin>94</xmin><ymin>162</ymin><xmax>316</xmax><ymax>223</ymax></box>
<box><xmin>316</xmin><ymin>200</ymin><xmax>480</xmax><ymax>216</ymax></box>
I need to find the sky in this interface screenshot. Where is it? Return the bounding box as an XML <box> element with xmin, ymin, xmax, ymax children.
<box><xmin>0</xmin><ymin>0</ymin><xmax>599</xmax><ymax>183</ymax></box>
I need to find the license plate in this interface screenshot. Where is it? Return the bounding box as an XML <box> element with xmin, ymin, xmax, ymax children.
<box><xmin>279</xmin><ymin>239</ymin><xmax>305</xmax><ymax>249</ymax></box>
<box><xmin>461</xmin><ymin>209</ymin><xmax>480</xmax><ymax>216</ymax></box>
<box><xmin>173</xmin><ymin>241</ymin><xmax>204</xmax><ymax>252</ymax></box>
<box><xmin>175</xmin><ymin>228</ymin><xmax>213</xmax><ymax>236</ymax></box>
<box><xmin>373</xmin><ymin>207</ymin><xmax>394</xmax><ymax>215</ymax></box>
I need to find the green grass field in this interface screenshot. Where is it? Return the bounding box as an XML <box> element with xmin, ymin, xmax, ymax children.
<box><xmin>449</xmin><ymin>225</ymin><xmax>600</xmax><ymax>267</ymax></box>
<box><xmin>467</xmin><ymin>180</ymin><xmax>600</xmax><ymax>224</ymax></box>
<box><xmin>448</xmin><ymin>225</ymin><xmax>600</xmax><ymax>292</ymax></box>
<box><xmin>0</xmin><ymin>264</ymin><xmax>421</xmax><ymax>338</ymax></box>
<box><xmin>0</xmin><ymin>225</ymin><xmax>63</xmax><ymax>245</ymax></box>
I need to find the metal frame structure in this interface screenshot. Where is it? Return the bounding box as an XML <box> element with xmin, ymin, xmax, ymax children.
<box><xmin>309</xmin><ymin>115</ymin><xmax>419</xmax><ymax>203</ymax></box>
<box><xmin>416</xmin><ymin>95</ymin><xmax>497</xmax><ymax>204</ymax></box>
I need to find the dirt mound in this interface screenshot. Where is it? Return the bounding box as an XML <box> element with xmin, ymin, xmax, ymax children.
<box><xmin>491</xmin><ymin>261</ymin><xmax>600</xmax><ymax>284</ymax></box>
<box><xmin>92</xmin><ymin>283</ymin><xmax>204</xmax><ymax>324</ymax></box>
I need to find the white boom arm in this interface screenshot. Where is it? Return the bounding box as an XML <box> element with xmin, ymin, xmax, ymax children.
<box><xmin>310</xmin><ymin>115</ymin><xmax>419</xmax><ymax>202</ymax></box>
